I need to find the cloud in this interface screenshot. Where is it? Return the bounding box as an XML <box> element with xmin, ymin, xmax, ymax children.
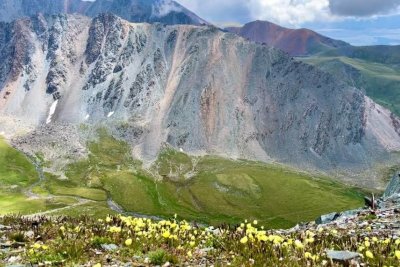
<box><xmin>247</xmin><ymin>0</ymin><xmax>330</xmax><ymax>26</ymax></box>
<box><xmin>152</xmin><ymin>0</ymin><xmax>183</xmax><ymax>17</ymax></box>
<box><xmin>329</xmin><ymin>0</ymin><xmax>400</xmax><ymax>17</ymax></box>
<box><xmin>178</xmin><ymin>0</ymin><xmax>252</xmax><ymax>25</ymax></box>
<box><xmin>179</xmin><ymin>0</ymin><xmax>334</xmax><ymax>27</ymax></box>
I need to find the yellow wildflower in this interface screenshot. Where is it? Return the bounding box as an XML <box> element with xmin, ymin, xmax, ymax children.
<box><xmin>125</xmin><ymin>238</ymin><xmax>132</xmax><ymax>246</ymax></box>
<box><xmin>240</xmin><ymin>236</ymin><xmax>248</xmax><ymax>244</ymax></box>
<box><xmin>109</xmin><ymin>226</ymin><xmax>122</xmax><ymax>233</ymax></box>
<box><xmin>187</xmin><ymin>251</ymin><xmax>192</xmax><ymax>257</ymax></box>
<box><xmin>253</xmin><ymin>220</ymin><xmax>258</xmax><ymax>225</ymax></box>
<box><xmin>162</xmin><ymin>231</ymin><xmax>171</xmax><ymax>239</ymax></box>
<box><xmin>295</xmin><ymin>240</ymin><xmax>304</xmax><ymax>249</ymax></box>
<box><xmin>305</xmin><ymin>237</ymin><xmax>314</xmax><ymax>244</ymax></box>
<box><xmin>32</xmin><ymin>243</ymin><xmax>41</xmax><ymax>249</ymax></box>
<box><xmin>372</xmin><ymin>237</ymin><xmax>378</xmax><ymax>242</ymax></box>
<box><xmin>365</xmin><ymin>240</ymin><xmax>370</xmax><ymax>248</ymax></box>
<box><xmin>365</xmin><ymin>251</ymin><xmax>374</xmax><ymax>259</ymax></box>
<box><xmin>190</xmin><ymin>241</ymin><xmax>196</xmax><ymax>247</ymax></box>
<box><xmin>395</xmin><ymin>250</ymin><xmax>400</xmax><ymax>260</ymax></box>
<box><xmin>93</xmin><ymin>263</ymin><xmax>102</xmax><ymax>267</ymax></box>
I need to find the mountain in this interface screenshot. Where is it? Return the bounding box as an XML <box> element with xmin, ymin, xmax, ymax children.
<box><xmin>301</xmin><ymin>44</ymin><xmax>400</xmax><ymax>116</ymax></box>
<box><xmin>0</xmin><ymin>0</ymin><xmax>208</xmax><ymax>25</ymax></box>
<box><xmin>225</xmin><ymin>20</ymin><xmax>349</xmax><ymax>56</ymax></box>
<box><xmin>226</xmin><ymin>20</ymin><xmax>400</xmax><ymax>119</ymax></box>
<box><xmin>0</xmin><ymin>13</ymin><xmax>399</xmax><ymax>188</ymax></box>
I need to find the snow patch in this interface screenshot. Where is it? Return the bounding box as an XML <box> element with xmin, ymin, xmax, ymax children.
<box><xmin>85</xmin><ymin>114</ymin><xmax>90</xmax><ymax>120</ymax></box>
<box><xmin>107</xmin><ymin>111</ymin><xmax>115</xmax><ymax>118</ymax></box>
<box><xmin>46</xmin><ymin>100</ymin><xmax>58</xmax><ymax>124</ymax></box>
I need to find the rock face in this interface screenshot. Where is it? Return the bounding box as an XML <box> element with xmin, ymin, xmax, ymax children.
<box><xmin>226</xmin><ymin>20</ymin><xmax>349</xmax><ymax>56</ymax></box>
<box><xmin>0</xmin><ymin>0</ymin><xmax>208</xmax><ymax>25</ymax></box>
<box><xmin>0</xmin><ymin>14</ymin><xmax>399</xmax><ymax>187</ymax></box>
<box><xmin>383</xmin><ymin>172</ymin><xmax>400</xmax><ymax>201</ymax></box>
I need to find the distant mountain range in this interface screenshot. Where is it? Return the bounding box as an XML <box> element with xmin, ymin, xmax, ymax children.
<box><xmin>225</xmin><ymin>20</ymin><xmax>350</xmax><ymax>56</ymax></box>
<box><xmin>0</xmin><ymin>0</ymin><xmax>208</xmax><ymax>25</ymax></box>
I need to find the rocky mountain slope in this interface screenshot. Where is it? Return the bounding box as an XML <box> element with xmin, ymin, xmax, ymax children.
<box><xmin>302</xmin><ymin>45</ymin><xmax>400</xmax><ymax>115</ymax></box>
<box><xmin>225</xmin><ymin>20</ymin><xmax>400</xmax><ymax>117</ymax></box>
<box><xmin>0</xmin><ymin>13</ymin><xmax>399</xmax><ymax>187</ymax></box>
<box><xmin>0</xmin><ymin>0</ymin><xmax>208</xmax><ymax>25</ymax></box>
<box><xmin>225</xmin><ymin>20</ymin><xmax>349</xmax><ymax>56</ymax></box>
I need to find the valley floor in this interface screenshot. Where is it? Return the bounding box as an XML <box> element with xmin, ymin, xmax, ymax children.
<box><xmin>0</xmin><ymin>131</ymin><xmax>365</xmax><ymax>229</ymax></box>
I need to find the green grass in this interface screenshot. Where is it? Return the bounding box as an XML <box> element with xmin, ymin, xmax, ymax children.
<box><xmin>0</xmin><ymin>191</ymin><xmax>75</xmax><ymax>215</ymax></box>
<box><xmin>0</xmin><ymin>130</ymin><xmax>365</xmax><ymax>228</ymax></box>
<box><xmin>44</xmin><ymin>173</ymin><xmax>107</xmax><ymax>201</ymax></box>
<box><xmin>49</xmin><ymin>202</ymin><xmax>117</xmax><ymax>218</ymax></box>
<box><xmin>0</xmin><ymin>138</ymin><xmax>79</xmax><ymax>215</ymax></box>
<box><xmin>0</xmin><ymin>137</ymin><xmax>38</xmax><ymax>189</ymax></box>
<box><xmin>301</xmin><ymin>56</ymin><xmax>400</xmax><ymax>116</ymax></box>
<box><xmin>64</xmin><ymin>131</ymin><xmax>364</xmax><ymax>228</ymax></box>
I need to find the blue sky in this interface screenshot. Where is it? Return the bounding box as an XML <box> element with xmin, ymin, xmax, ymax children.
<box><xmin>178</xmin><ymin>0</ymin><xmax>400</xmax><ymax>46</ymax></box>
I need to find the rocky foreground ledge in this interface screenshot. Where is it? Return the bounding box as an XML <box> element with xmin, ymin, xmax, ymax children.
<box><xmin>1</xmin><ymin>174</ymin><xmax>400</xmax><ymax>267</ymax></box>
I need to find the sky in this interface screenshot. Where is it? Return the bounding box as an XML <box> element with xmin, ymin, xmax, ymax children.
<box><xmin>177</xmin><ymin>0</ymin><xmax>400</xmax><ymax>46</ymax></box>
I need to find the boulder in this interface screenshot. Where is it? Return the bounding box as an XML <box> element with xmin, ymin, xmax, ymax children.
<box><xmin>383</xmin><ymin>172</ymin><xmax>400</xmax><ymax>200</ymax></box>
<box><xmin>316</xmin><ymin>212</ymin><xmax>340</xmax><ymax>225</ymax></box>
<box><xmin>327</xmin><ymin>250</ymin><xmax>360</xmax><ymax>263</ymax></box>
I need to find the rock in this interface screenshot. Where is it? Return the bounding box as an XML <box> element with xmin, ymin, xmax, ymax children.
<box><xmin>0</xmin><ymin>242</ymin><xmax>12</xmax><ymax>249</ymax></box>
<box><xmin>11</xmin><ymin>242</ymin><xmax>25</xmax><ymax>248</ymax></box>
<box><xmin>162</xmin><ymin>262</ymin><xmax>171</xmax><ymax>267</ymax></box>
<box><xmin>198</xmin><ymin>247</ymin><xmax>213</xmax><ymax>255</ymax></box>
<box><xmin>7</xmin><ymin>255</ymin><xmax>22</xmax><ymax>263</ymax></box>
<box><xmin>316</xmin><ymin>212</ymin><xmax>340</xmax><ymax>225</ymax></box>
<box><xmin>383</xmin><ymin>172</ymin><xmax>400</xmax><ymax>200</ymax></box>
<box><xmin>24</xmin><ymin>230</ymin><xmax>34</xmax><ymax>239</ymax></box>
<box><xmin>0</xmin><ymin>224</ymin><xmax>11</xmax><ymax>230</ymax></box>
<box><xmin>340</xmin><ymin>209</ymin><xmax>361</xmax><ymax>219</ymax></box>
<box><xmin>100</xmin><ymin>244</ymin><xmax>118</xmax><ymax>251</ymax></box>
<box><xmin>327</xmin><ymin>250</ymin><xmax>360</xmax><ymax>262</ymax></box>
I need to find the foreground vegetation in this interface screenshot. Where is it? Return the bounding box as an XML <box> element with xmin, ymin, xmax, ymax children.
<box><xmin>1</xmin><ymin>212</ymin><xmax>400</xmax><ymax>266</ymax></box>
<box><xmin>0</xmin><ymin>131</ymin><xmax>364</xmax><ymax>228</ymax></box>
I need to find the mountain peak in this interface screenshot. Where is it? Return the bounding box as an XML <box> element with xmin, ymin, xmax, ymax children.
<box><xmin>0</xmin><ymin>0</ymin><xmax>209</xmax><ymax>26</ymax></box>
<box><xmin>226</xmin><ymin>20</ymin><xmax>349</xmax><ymax>56</ymax></box>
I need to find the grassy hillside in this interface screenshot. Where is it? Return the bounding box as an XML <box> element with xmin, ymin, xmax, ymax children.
<box><xmin>301</xmin><ymin>56</ymin><xmax>400</xmax><ymax>116</ymax></box>
<box><xmin>0</xmin><ymin>132</ymin><xmax>364</xmax><ymax>228</ymax></box>
<box><xmin>0</xmin><ymin>137</ymin><xmax>75</xmax><ymax>214</ymax></box>
<box><xmin>58</xmin><ymin>130</ymin><xmax>363</xmax><ymax>228</ymax></box>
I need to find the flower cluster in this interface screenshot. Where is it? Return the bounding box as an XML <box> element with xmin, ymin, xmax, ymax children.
<box><xmin>0</xmin><ymin>214</ymin><xmax>399</xmax><ymax>266</ymax></box>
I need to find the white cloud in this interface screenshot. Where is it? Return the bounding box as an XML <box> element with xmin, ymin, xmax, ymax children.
<box><xmin>152</xmin><ymin>0</ymin><xmax>183</xmax><ymax>17</ymax></box>
<box><xmin>248</xmin><ymin>0</ymin><xmax>331</xmax><ymax>27</ymax></box>
<box><xmin>329</xmin><ymin>0</ymin><xmax>400</xmax><ymax>17</ymax></box>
